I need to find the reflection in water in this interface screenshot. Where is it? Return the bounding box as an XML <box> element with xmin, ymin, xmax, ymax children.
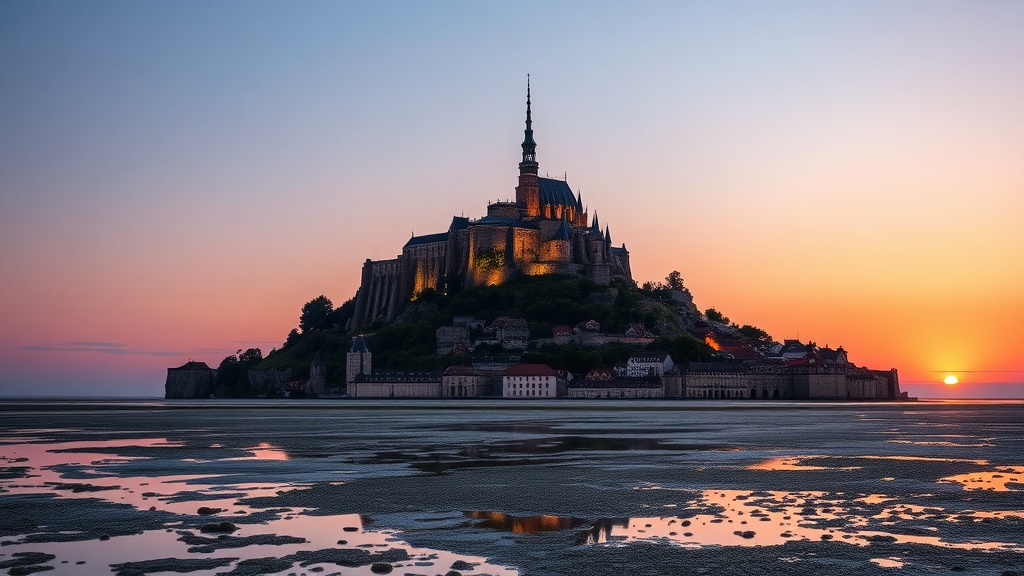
<box><xmin>748</xmin><ymin>456</ymin><xmax>860</xmax><ymax>471</ymax></box>
<box><xmin>0</xmin><ymin>435</ymin><xmax>519</xmax><ymax>576</ymax></box>
<box><xmin>577</xmin><ymin>489</ymin><xmax>1024</xmax><ymax>551</ymax></box>
<box><xmin>871</xmin><ymin>557</ymin><xmax>905</xmax><ymax>568</ymax></box>
<box><xmin>940</xmin><ymin>466</ymin><xmax>1024</xmax><ymax>491</ymax></box>
<box><xmin>233</xmin><ymin>441</ymin><xmax>290</xmax><ymax>461</ymax></box>
<box><xmin>467</xmin><ymin>511</ymin><xmax>590</xmax><ymax>533</ymax></box>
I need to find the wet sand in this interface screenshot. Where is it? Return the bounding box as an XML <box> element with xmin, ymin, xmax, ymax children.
<box><xmin>1</xmin><ymin>400</ymin><xmax>1022</xmax><ymax>575</ymax></box>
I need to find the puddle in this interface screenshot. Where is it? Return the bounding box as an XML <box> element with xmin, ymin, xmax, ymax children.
<box><xmin>602</xmin><ymin>488</ymin><xmax>1024</xmax><ymax>551</ymax></box>
<box><xmin>0</xmin><ymin>434</ymin><xmax>521</xmax><ymax>575</ymax></box>
<box><xmin>871</xmin><ymin>557</ymin><xmax>905</xmax><ymax>568</ymax></box>
<box><xmin>939</xmin><ymin>467</ymin><xmax>1024</xmax><ymax>491</ymax></box>
<box><xmin>466</xmin><ymin>511</ymin><xmax>591</xmax><ymax>533</ymax></box>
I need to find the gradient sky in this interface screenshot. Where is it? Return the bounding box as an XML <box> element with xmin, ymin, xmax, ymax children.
<box><xmin>1</xmin><ymin>1</ymin><xmax>1022</xmax><ymax>397</ymax></box>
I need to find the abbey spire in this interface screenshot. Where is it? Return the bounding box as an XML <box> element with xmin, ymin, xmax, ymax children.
<box><xmin>520</xmin><ymin>75</ymin><xmax>537</xmax><ymax>168</ymax></box>
<box><xmin>516</xmin><ymin>75</ymin><xmax>541</xmax><ymax>217</ymax></box>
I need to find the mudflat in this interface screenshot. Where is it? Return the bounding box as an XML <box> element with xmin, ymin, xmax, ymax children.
<box><xmin>1</xmin><ymin>400</ymin><xmax>1022</xmax><ymax>575</ymax></box>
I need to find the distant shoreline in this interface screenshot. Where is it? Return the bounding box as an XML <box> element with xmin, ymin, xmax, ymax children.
<box><xmin>2</xmin><ymin>397</ymin><xmax>1023</xmax><ymax>413</ymax></box>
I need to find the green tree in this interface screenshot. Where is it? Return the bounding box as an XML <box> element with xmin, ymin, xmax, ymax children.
<box><xmin>215</xmin><ymin>348</ymin><xmax>264</xmax><ymax>397</ymax></box>
<box><xmin>705</xmin><ymin>307</ymin><xmax>730</xmax><ymax>324</ymax></box>
<box><xmin>738</xmin><ymin>324</ymin><xmax>774</xmax><ymax>347</ymax></box>
<box><xmin>665</xmin><ymin>270</ymin><xmax>685</xmax><ymax>291</ymax></box>
<box><xmin>300</xmin><ymin>295</ymin><xmax>334</xmax><ymax>333</ymax></box>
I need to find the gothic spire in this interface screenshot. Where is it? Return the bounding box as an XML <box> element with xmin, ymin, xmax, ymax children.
<box><xmin>520</xmin><ymin>75</ymin><xmax>537</xmax><ymax>167</ymax></box>
<box><xmin>605</xmin><ymin>225</ymin><xmax>612</xmax><ymax>244</ymax></box>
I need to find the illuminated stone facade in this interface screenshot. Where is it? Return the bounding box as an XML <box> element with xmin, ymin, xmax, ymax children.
<box><xmin>351</xmin><ymin>83</ymin><xmax>633</xmax><ymax>328</ymax></box>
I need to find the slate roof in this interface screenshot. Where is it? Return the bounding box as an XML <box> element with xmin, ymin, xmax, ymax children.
<box><xmin>349</xmin><ymin>336</ymin><xmax>370</xmax><ymax>353</ymax></box>
<box><xmin>538</xmin><ymin>178</ymin><xmax>580</xmax><ymax>209</ymax></box>
<box><xmin>553</xmin><ymin>218</ymin><xmax>572</xmax><ymax>241</ymax></box>
<box><xmin>502</xmin><ymin>364</ymin><xmax>558</xmax><ymax>377</ymax></box>
<box><xmin>172</xmin><ymin>361</ymin><xmax>211</xmax><ymax>371</ymax></box>
<box><xmin>404</xmin><ymin>232</ymin><xmax>449</xmax><ymax>248</ymax></box>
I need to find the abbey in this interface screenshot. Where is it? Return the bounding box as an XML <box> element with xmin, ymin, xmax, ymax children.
<box><xmin>352</xmin><ymin>82</ymin><xmax>632</xmax><ymax>328</ymax></box>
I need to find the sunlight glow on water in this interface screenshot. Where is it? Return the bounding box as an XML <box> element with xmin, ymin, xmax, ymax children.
<box><xmin>0</xmin><ymin>434</ymin><xmax>519</xmax><ymax>576</ymax></box>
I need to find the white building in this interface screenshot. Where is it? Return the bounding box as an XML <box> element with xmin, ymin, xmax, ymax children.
<box><xmin>502</xmin><ymin>364</ymin><xmax>564</xmax><ymax>398</ymax></box>
<box><xmin>626</xmin><ymin>353</ymin><xmax>675</xmax><ymax>378</ymax></box>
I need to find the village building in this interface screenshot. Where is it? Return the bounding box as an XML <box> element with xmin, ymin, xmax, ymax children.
<box><xmin>442</xmin><ymin>365</ymin><xmax>500</xmax><ymax>398</ymax></box>
<box><xmin>501</xmin><ymin>364</ymin><xmax>565</xmax><ymax>398</ymax></box>
<box><xmin>349</xmin><ymin>370</ymin><xmax>442</xmax><ymax>398</ymax></box>
<box><xmin>626</xmin><ymin>353</ymin><xmax>675</xmax><ymax>378</ymax></box>
<box><xmin>565</xmin><ymin>377</ymin><xmax>664</xmax><ymax>399</ymax></box>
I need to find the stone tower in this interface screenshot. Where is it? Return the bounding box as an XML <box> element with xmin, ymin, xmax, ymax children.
<box><xmin>346</xmin><ymin>336</ymin><xmax>372</xmax><ymax>389</ymax></box>
<box><xmin>515</xmin><ymin>76</ymin><xmax>541</xmax><ymax>218</ymax></box>
<box><xmin>306</xmin><ymin>351</ymin><xmax>327</xmax><ymax>396</ymax></box>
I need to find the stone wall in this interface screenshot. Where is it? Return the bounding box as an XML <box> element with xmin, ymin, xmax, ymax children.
<box><xmin>349</xmin><ymin>381</ymin><xmax>441</xmax><ymax>398</ymax></box>
<box><xmin>566</xmin><ymin>386</ymin><xmax>664</xmax><ymax>399</ymax></box>
<box><xmin>248</xmin><ymin>368</ymin><xmax>292</xmax><ymax>395</ymax></box>
<box><xmin>165</xmin><ymin>367</ymin><xmax>216</xmax><ymax>399</ymax></box>
<box><xmin>352</xmin><ymin>258</ymin><xmax>405</xmax><ymax>327</ymax></box>
<box><xmin>404</xmin><ymin>241</ymin><xmax>447</xmax><ymax>299</ymax></box>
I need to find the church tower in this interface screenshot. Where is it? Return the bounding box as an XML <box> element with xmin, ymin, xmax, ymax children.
<box><xmin>346</xmin><ymin>336</ymin><xmax>372</xmax><ymax>390</ymax></box>
<box><xmin>515</xmin><ymin>76</ymin><xmax>541</xmax><ymax>218</ymax></box>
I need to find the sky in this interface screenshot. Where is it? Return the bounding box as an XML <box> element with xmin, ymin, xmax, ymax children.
<box><xmin>1</xmin><ymin>1</ymin><xmax>1021</xmax><ymax>398</ymax></box>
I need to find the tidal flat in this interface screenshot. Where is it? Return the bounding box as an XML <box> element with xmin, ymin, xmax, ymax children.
<box><xmin>1</xmin><ymin>400</ymin><xmax>1022</xmax><ymax>575</ymax></box>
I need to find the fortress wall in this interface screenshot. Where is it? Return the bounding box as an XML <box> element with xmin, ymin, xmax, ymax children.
<box><xmin>487</xmin><ymin>203</ymin><xmax>519</xmax><ymax>219</ymax></box>
<box><xmin>797</xmin><ymin>372</ymin><xmax>847</xmax><ymax>399</ymax></box>
<box><xmin>588</xmin><ymin>264</ymin><xmax>611</xmax><ymax>286</ymax></box>
<box><xmin>404</xmin><ymin>241</ymin><xmax>447</xmax><ymax>298</ymax></box>
<box><xmin>524</xmin><ymin>262</ymin><xmax>582</xmax><ymax>277</ymax></box>
<box><xmin>353</xmin><ymin>258</ymin><xmax>405</xmax><ymax>327</ymax></box>
<box><xmin>612</xmin><ymin>251</ymin><xmax>632</xmax><ymax>281</ymax></box>
<box><xmin>468</xmin><ymin>226</ymin><xmax>512</xmax><ymax>287</ymax></box>
<box><xmin>540</xmin><ymin>239</ymin><xmax>571</xmax><ymax>262</ymax></box>
<box><xmin>165</xmin><ymin>368</ymin><xmax>215</xmax><ymax>399</ymax></box>
<box><xmin>511</xmin><ymin>227</ymin><xmax>539</xmax><ymax>264</ymax></box>
<box><xmin>587</xmin><ymin>237</ymin><xmax>606</xmax><ymax>265</ymax></box>
<box><xmin>447</xmin><ymin>229</ymin><xmax>470</xmax><ymax>279</ymax></box>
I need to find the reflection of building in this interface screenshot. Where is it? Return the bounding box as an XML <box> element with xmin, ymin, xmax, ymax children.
<box><xmin>165</xmin><ymin>361</ymin><xmax>216</xmax><ymax>399</ymax></box>
<box><xmin>352</xmin><ymin>82</ymin><xmax>633</xmax><ymax>328</ymax></box>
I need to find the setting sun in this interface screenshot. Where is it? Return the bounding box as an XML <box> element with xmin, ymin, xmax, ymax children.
<box><xmin>944</xmin><ymin>375</ymin><xmax>959</xmax><ymax>385</ymax></box>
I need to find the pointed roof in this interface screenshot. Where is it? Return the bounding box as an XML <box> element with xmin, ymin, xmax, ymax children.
<box><xmin>554</xmin><ymin>216</ymin><xmax>572</xmax><ymax>241</ymax></box>
<box><xmin>591</xmin><ymin>212</ymin><xmax>602</xmax><ymax>236</ymax></box>
<box><xmin>604</xmin><ymin>225</ymin><xmax>611</xmax><ymax>244</ymax></box>
<box><xmin>520</xmin><ymin>75</ymin><xmax>537</xmax><ymax>167</ymax></box>
<box><xmin>349</xmin><ymin>336</ymin><xmax>370</xmax><ymax>353</ymax></box>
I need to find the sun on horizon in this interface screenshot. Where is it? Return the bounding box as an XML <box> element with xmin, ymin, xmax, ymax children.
<box><xmin>944</xmin><ymin>375</ymin><xmax>959</xmax><ymax>386</ymax></box>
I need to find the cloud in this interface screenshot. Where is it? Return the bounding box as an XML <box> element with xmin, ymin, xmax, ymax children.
<box><xmin>22</xmin><ymin>342</ymin><xmax>182</xmax><ymax>357</ymax></box>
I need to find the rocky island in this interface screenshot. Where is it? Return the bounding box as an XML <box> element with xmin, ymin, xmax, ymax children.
<box><xmin>167</xmin><ymin>83</ymin><xmax>902</xmax><ymax>402</ymax></box>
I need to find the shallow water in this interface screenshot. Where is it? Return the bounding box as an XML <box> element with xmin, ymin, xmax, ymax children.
<box><xmin>1</xmin><ymin>399</ymin><xmax>1023</xmax><ymax>575</ymax></box>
